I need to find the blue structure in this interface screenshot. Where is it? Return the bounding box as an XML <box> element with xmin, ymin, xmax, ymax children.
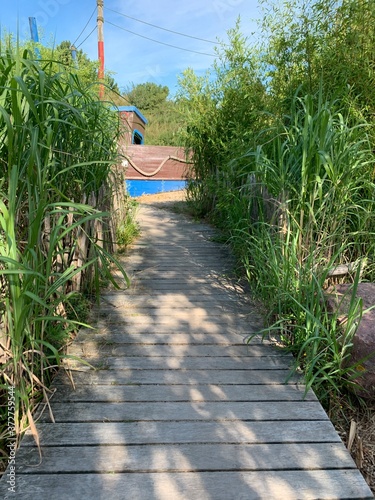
<box><xmin>126</xmin><ymin>179</ymin><xmax>186</xmax><ymax>197</ymax></box>
<box><xmin>28</xmin><ymin>17</ymin><xmax>41</xmax><ymax>59</ymax></box>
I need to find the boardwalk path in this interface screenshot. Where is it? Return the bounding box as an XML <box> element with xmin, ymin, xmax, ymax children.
<box><xmin>1</xmin><ymin>200</ymin><xmax>373</xmax><ymax>499</ymax></box>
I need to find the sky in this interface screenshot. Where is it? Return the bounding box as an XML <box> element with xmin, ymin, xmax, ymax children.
<box><xmin>0</xmin><ymin>0</ymin><xmax>263</xmax><ymax>96</ymax></box>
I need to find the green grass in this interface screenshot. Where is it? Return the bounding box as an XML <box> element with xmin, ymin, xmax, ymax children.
<box><xmin>0</xmin><ymin>47</ymin><xmax>130</xmax><ymax>462</ymax></box>
<box><xmin>185</xmin><ymin>88</ymin><xmax>375</xmax><ymax>404</ymax></box>
<box><xmin>116</xmin><ymin>197</ymin><xmax>141</xmax><ymax>250</ymax></box>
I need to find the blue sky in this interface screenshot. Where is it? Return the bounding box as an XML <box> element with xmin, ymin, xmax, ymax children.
<box><xmin>0</xmin><ymin>0</ymin><xmax>262</xmax><ymax>96</ymax></box>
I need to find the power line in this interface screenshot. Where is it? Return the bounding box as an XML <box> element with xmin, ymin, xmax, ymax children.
<box><xmin>72</xmin><ymin>7</ymin><xmax>97</xmax><ymax>47</ymax></box>
<box><xmin>106</xmin><ymin>20</ymin><xmax>216</xmax><ymax>57</ymax></box>
<box><xmin>105</xmin><ymin>7</ymin><xmax>217</xmax><ymax>45</ymax></box>
<box><xmin>76</xmin><ymin>26</ymin><xmax>97</xmax><ymax>50</ymax></box>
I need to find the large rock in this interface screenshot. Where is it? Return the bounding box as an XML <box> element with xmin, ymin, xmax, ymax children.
<box><xmin>325</xmin><ymin>283</ymin><xmax>375</xmax><ymax>398</ymax></box>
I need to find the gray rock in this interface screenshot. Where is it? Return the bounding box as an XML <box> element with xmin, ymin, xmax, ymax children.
<box><xmin>325</xmin><ymin>283</ymin><xmax>375</xmax><ymax>398</ymax></box>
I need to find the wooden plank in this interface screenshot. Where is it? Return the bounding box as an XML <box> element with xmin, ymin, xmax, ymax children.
<box><xmin>79</xmin><ymin>322</ymin><xmax>256</xmax><ymax>337</ymax></box>
<box><xmin>64</xmin><ymin>355</ymin><xmax>292</xmax><ymax>371</ymax></box>
<box><xmin>100</xmin><ymin>293</ymin><xmax>256</xmax><ymax>305</ymax></box>
<box><xmin>74</xmin><ymin>333</ymin><xmax>265</xmax><ymax>345</ymax></box>
<box><xmin>91</xmin><ymin>313</ymin><xmax>251</xmax><ymax>326</ymax></box>
<box><xmin>53</xmin><ymin>369</ymin><xmax>295</xmax><ymax>386</ymax></box>
<box><xmin>39</xmin><ymin>401</ymin><xmax>327</xmax><ymax>422</ymax></box>
<box><xmin>3</xmin><ymin>471</ymin><xmax>372</xmax><ymax>500</ymax></box>
<box><xmin>20</xmin><ymin>420</ymin><xmax>338</xmax><ymax>447</ymax></box>
<box><xmin>99</xmin><ymin>295</ymin><xmax>254</xmax><ymax>309</ymax></box>
<box><xmin>97</xmin><ymin>303</ymin><xmax>238</xmax><ymax>313</ymax></box>
<box><xmin>67</xmin><ymin>343</ymin><xmax>286</xmax><ymax>358</ymax></box>
<box><xmin>15</xmin><ymin>443</ymin><xmax>356</xmax><ymax>473</ymax></box>
<box><xmin>124</xmin><ymin>255</ymin><xmax>232</xmax><ymax>264</ymax></box>
<box><xmin>107</xmin><ymin>285</ymin><xmax>248</xmax><ymax>296</ymax></box>
<box><xmin>50</xmin><ymin>383</ymin><xmax>317</xmax><ymax>403</ymax></box>
<box><xmin>95</xmin><ymin>307</ymin><xmax>251</xmax><ymax>319</ymax></box>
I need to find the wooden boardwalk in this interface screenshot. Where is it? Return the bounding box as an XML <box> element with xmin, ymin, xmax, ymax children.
<box><xmin>0</xmin><ymin>201</ymin><xmax>373</xmax><ymax>499</ymax></box>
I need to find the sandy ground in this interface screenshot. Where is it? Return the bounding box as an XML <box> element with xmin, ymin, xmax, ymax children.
<box><xmin>136</xmin><ymin>189</ymin><xmax>187</xmax><ymax>206</ymax></box>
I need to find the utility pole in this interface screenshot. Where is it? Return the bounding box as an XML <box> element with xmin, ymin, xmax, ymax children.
<box><xmin>97</xmin><ymin>0</ymin><xmax>105</xmax><ymax>99</ymax></box>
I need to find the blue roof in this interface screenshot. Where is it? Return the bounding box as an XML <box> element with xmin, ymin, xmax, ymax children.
<box><xmin>117</xmin><ymin>106</ymin><xmax>148</xmax><ymax>125</ymax></box>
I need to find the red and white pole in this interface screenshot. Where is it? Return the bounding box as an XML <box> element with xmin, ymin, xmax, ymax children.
<box><xmin>97</xmin><ymin>0</ymin><xmax>105</xmax><ymax>99</ymax></box>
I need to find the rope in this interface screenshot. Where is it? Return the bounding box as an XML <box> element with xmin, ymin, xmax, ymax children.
<box><xmin>123</xmin><ymin>155</ymin><xmax>193</xmax><ymax>178</ymax></box>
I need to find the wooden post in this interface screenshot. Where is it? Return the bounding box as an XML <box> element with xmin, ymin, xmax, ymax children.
<box><xmin>97</xmin><ymin>0</ymin><xmax>105</xmax><ymax>99</ymax></box>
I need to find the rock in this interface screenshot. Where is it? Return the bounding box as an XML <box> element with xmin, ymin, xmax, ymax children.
<box><xmin>325</xmin><ymin>283</ymin><xmax>375</xmax><ymax>398</ymax></box>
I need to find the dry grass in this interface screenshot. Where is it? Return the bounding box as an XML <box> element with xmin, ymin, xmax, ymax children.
<box><xmin>329</xmin><ymin>396</ymin><xmax>375</xmax><ymax>493</ymax></box>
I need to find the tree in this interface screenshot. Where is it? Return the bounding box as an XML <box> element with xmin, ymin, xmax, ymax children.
<box><xmin>122</xmin><ymin>82</ymin><xmax>185</xmax><ymax>145</ymax></box>
<box><xmin>54</xmin><ymin>40</ymin><xmax>122</xmax><ymax>95</ymax></box>
<box><xmin>125</xmin><ymin>82</ymin><xmax>169</xmax><ymax>112</ymax></box>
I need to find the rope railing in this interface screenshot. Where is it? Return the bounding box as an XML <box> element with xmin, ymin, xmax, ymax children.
<box><xmin>123</xmin><ymin>155</ymin><xmax>193</xmax><ymax>178</ymax></box>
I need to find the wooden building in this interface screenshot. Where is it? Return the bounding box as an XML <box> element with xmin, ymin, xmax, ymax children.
<box><xmin>118</xmin><ymin>106</ymin><xmax>148</xmax><ymax>145</ymax></box>
<box><xmin>116</xmin><ymin>106</ymin><xmax>191</xmax><ymax>196</ymax></box>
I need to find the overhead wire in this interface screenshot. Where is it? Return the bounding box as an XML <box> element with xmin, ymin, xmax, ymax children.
<box><xmin>76</xmin><ymin>26</ymin><xmax>97</xmax><ymax>50</ymax></box>
<box><xmin>106</xmin><ymin>20</ymin><xmax>216</xmax><ymax>57</ymax></box>
<box><xmin>72</xmin><ymin>7</ymin><xmax>97</xmax><ymax>47</ymax></box>
<box><xmin>105</xmin><ymin>7</ymin><xmax>218</xmax><ymax>45</ymax></box>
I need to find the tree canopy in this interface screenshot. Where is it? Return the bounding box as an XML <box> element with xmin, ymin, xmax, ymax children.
<box><xmin>124</xmin><ymin>82</ymin><xmax>185</xmax><ymax>146</ymax></box>
<box><xmin>125</xmin><ymin>82</ymin><xmax>170</xmax><ymax>113</ymax></box>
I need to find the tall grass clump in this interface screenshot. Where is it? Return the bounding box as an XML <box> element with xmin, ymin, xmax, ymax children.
<box><xmin>178</xmin><ymin>0</ymin><xmax>375</xmax><ymax>412</ymax></box>
<box><xmin>0</xmin><ymin>47</ymin><xmax>129</xmax><ymax>456</ymax></box>
<box><xmin>218</xmin><ymin>91</ymin><xmax>375</xmax><ymax>402</ymax></box>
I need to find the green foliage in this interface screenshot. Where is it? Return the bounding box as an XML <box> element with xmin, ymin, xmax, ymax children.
<box><xmin>0</xmin><ymin>47</ymin><xmax>129</xmax><ymax>452</ymax></box>
<box><xmin>125</xmin><ymin>82</ymin><xmax>185</xmax><ymax>145</ymax></box>
<box><xmin>240</xmin><ymin>93</ymin><xmax>374</xmax><ymax>382</ymax></box>
<box><xmin>178</xmin><ymin>21</ymin><xmax>267</xmax><ymax>215</ymax></box>
<box><xmin>125</xmin><ymin>82</ymin><xmax>169</xmax><ymax>112</ymax></box>
<box><xmin>177</xmin><ymin>5</ymin><xmax>375</xmax><ymax>401</ymax></box>
<box><xmin>260</xmin><ymin>0</ymin><xmax>375</xmax><ymax>122</ymax></box>
<box><xmin>143</xmin><ymin>100</ymin><xmax>185</xmax><ymax>146</ymax></box>
<box><xmin>116</xmin><ymin>197</ymin><xmax>141</xmax><ymax>249</ymax></box>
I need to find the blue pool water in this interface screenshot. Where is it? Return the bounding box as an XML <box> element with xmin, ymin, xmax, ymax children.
<box><xmin>126</xmin><ymin>180</ymin><xmax>186</xmax><ymax>197</ymax></box>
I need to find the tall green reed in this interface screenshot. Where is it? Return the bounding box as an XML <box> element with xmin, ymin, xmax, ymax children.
<box><xmin>243</xmin><ymin>94</ymin><xmax>374</xmax><ymax>400</ymax></box>
<box><xmin>0</xmin><ymin>48</ymin><xmax>128</xmax><ymax>447</ymax></box>
<box><xmin>205</xmin><ymin>90</ymin><xmax>375</xmax><ymax>402</ymax></box>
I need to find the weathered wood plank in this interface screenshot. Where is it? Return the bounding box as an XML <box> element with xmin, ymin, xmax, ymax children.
<box><xmin>100</xmin><ymin>292</ymin><xmax>254</xmax><ymax>305</ymax></box>
<box><xmin>91</xmin><ymin>315</ymin><xmax>253</xmax><ymax>328</ymax></box>
<box><xmin>77</xmin><ymin>324</ymin><xmax>259</xmax><ymax>335</ymax></box>
<box><xmin>53</xmin><ymin>369</ymin><xmax>295</xmax><ymax>386</ymax></box>
<box><xmin>39</xmin><ymin>401</ymin><xmax>327</xmax><ymax>422</ymax></box>
<box><xmin>20</xmin><ymin>420</ymin><xmax>339</xmax><ymax>447</ymax></box>
<box><xmin>65</xmin><ymin>355</ymin><xmax>292</xmax><ymax>371</ymax></box>
<box><xmin>95</xmin><ymin>307</ymin><xmax>252</xmax><ymax>320</ymax></box>
<box><xmin>120</xmin><ymin>284</ymin><xmax>244</xmax><ymax>292</ymax></box>
<box><xmin>122</xmin><ymin>286</ymin><xmax>246</xmax><ymax>297</ymax></box>
<box><xmin>15</xmin><ymin>443</ymin><xmax>356</xmax><ymax>473</ymax></box>
<box><xmin>67</xmin><ymin>343</ymin><xmax>286</xmax><ymax>358</ymax></box>
<box><xmin>74</xmin><ymin>332</ymin><xmax>265</xmax><ymax>345</ymax></box>
<box><xmin>50</xmin><ymin>383</ymin><xmax>317</xmax><ymax>403</ymax></box>
<box><xmin>2</xmin><ymin>471</ymin><xmax>372</xmax><ymax>500</ymax></box>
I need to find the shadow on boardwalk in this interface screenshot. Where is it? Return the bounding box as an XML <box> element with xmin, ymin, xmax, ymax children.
<box><xmin>0</xmin><ymin>196</ymin><xmax>372</xmax><ymax>499</ymax></box>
